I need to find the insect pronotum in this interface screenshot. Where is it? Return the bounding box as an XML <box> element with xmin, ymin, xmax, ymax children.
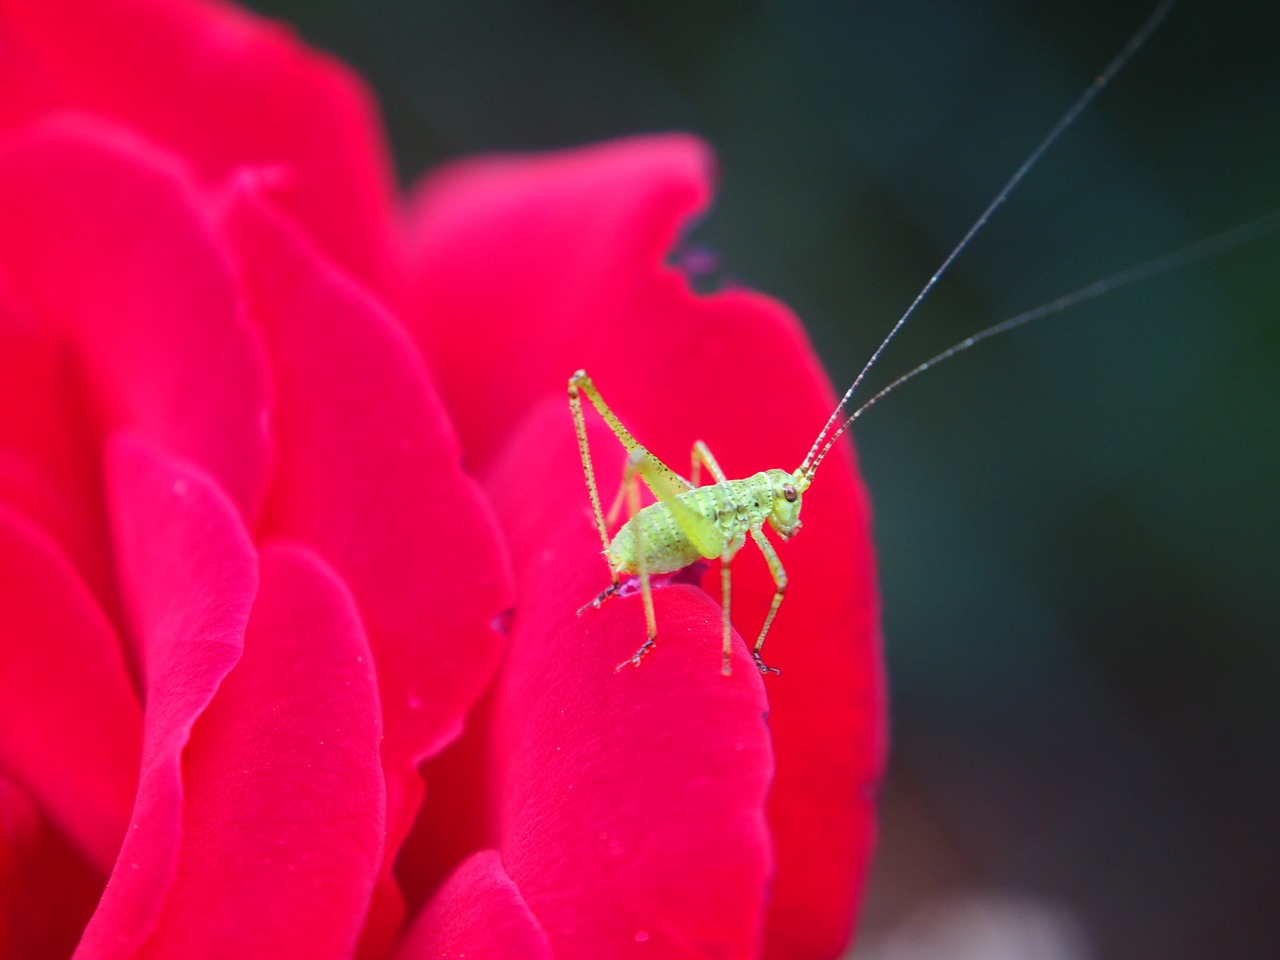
<box><xmin>569</xmin><ymin>0</ymin><xmax>1276</xmax><ymax>676</ymax></box>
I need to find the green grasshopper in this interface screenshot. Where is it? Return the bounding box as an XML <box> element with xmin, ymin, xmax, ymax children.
<box><xmin>568</xmin><ymin>0</ymin><xmax>1275</xmax><ymax>676</ymax></box>
<box><xmin>569</xmin><ymin>369</ymin><xmax>807</xmax><ymax>676</ymax></box>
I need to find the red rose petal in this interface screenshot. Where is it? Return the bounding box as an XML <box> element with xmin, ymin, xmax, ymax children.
<box><xmin>0</xmin><ymin>305</ymin><xmax>116</xmax><ymax>617</ymax></box>
<box><xmin>76</xmin><ymin>432</ymin><xmax>256</xmax><ymax>957</ymax></box>
<box><xmin>0</xmin><ymin>0</ymin><xmax>397</xmax><ymax>297</ymax></box>
<box><xmin>218</xmin><ymin>181</ymin><xmax>512</xmax><ymax>949</ymax></box>
<box><xmin>0</xmin><ymin>780</ymin><xmax>103</xmax><ymax>960</ymax></box>
<box><xmin>0</xmin><ymin>120</ymin><xmax>272</xmax><ymax>525</ymax></box>
<box><xmin>401</xmin><ymin>134</ymin><xmax>714</xmax><ymax>473</ymax></box>
<box><xmin>222</xmin><ymin>179</ymin><xmax>510</xmax><ymax>765</ymax></box>
<box><xmin>397</xmin><ymin>850</ymin><xmax>552</xmax><ymax>960</ymax></box>
<box><xmin>0</xmin><ymin>504</ymin><xmax>140</xmax><ymax>875</ymax></box>
<box><xmin>483</xmin><ymin>404</ymin><xmax>775</xmax><ymax>960</ymax></box>
<box><xmin>758</xmin><ymin>435</ymin><xmax>884</xmax><ymax>960</ymax></box>
<box><xmin>404</xmin><ymin>135</ymin><xmax>885</xmax><ymax>956</ymax></box>
<box><xmin>137</xmin><ymin>543</ymin><xmax>384</xmax><ymax>960</ymax></box>
<box><xmin>391</xmin><ymin>694</ymin><xmax>497</xmax><ymax>919</ymax></box>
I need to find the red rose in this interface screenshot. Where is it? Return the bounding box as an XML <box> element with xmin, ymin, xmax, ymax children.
<box><xmin>0</xmin><ymin>1</ymin><xmax>884</xmax><ymax>958</ymax></box>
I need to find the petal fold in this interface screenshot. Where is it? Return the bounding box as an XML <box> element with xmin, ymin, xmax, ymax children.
<box><xmin>138</xmin><ymin>543</ymin><xmax>384</xmax><ymax>960</ymax></box>
<box><xmin>397</xmin><ymin>850</ymin><xmax>552</xmax><ymax>960</ymax></box>
<box><xmin>0</xmin><ymin>505</ymin><xmax>140</xmax><ymax>875</ymax></box>
<box><xmin>402</xmin><ymin>134</ymin><xmax>715</xmax><ymax>472</ymax></box>
<box><xmin>0</xmin><ymin>781</ymin><xmax>103</xmax><ymax>959</ymax></box>
<box><xmin>0</xmin><ymin>119</ymin><xmax>272</xmax><ymax>524</ymax></box>
<box><xmin>76</xmin><ymin>432</ymin><xmax>257</xmax><ymax>958</ymax></box>
<box><xmin>0</xmin><ymin>306</ymin><xmax>114</xmax><ymax>613</ymax></box>
<box><xmin>222</xmin><ymin>178</ymin><xmax>510</xmax><ymax>770</ymax></box>
<box><xmin>218</xmin><ymin>179</ymin><xmax>513</xmax><ymax>950</ymax></box>
<box><xmin>0</xmin><ymin>0</ymin><xmax>397</xmax><ymax>296</ymax></box>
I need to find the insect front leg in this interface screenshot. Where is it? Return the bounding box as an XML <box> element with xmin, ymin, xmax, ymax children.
<box><xmin>748</xmin><ymin>526</ymin><xmax>786</xmax><ymax>676</ymax></box>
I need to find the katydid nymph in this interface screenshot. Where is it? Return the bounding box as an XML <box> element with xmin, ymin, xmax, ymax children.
<box><xmin>568</xmin><ymin>0</ymin><xmax>1277</xmax><ymax>676</ymax></box>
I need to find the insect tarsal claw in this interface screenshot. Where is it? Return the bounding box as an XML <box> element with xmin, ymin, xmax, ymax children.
<box><xmin>615</xmin><ymin>637</ymin><xmax>656</xmax><ymax>672</ymax></box>
<box><xmin>579</xmin><ymin>582</ymin><xmax>621</xmax><ymax>617</ymax></box>
<box><xmin>753</xmin><ymin>654</ymin><xmax>781</xmax><ymax>677</ymax></box>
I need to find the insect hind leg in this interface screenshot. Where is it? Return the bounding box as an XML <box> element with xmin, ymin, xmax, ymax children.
<box><xmin>568</xmin><ymin>370</ymin><xmax>615</xmax><ymax>571</ymax></box>
<box><xmin>570</xmin><ymin>371</ymin><xmax>722</xmax><ymax>673</ymax></box>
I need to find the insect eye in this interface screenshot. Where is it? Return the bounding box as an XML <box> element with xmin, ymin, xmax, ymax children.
<box><xmin>782</xmin><ymin>483</ymin><xmax>798</xmax><ymax>503</ymax></box>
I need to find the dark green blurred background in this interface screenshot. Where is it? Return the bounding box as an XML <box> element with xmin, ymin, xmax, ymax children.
<box><xmin>241</xmin><ymin>1</ymin><xmax>1278</xmax><ymax>957</ymax></box>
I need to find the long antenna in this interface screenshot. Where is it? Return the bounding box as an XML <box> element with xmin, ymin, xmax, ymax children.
<box><xmin>799</xmin><ymin>0</ymin><xmax>1181</xmax><ymax>478</ymax></box>
<box><xmin>802</xmin><ymin>209</ymin><xmax>1280</xmax><ymax>478</ymax></box>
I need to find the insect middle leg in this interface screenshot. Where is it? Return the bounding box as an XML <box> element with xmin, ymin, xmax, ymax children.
<box><xmin>690</xmin><ymin>441</ymin><xmax>739</xmax><ymax>675</ymax></box>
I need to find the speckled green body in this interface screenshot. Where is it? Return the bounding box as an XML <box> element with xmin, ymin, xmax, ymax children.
<box><xmin>608</xmin><ymin>470</ymin><xmax>790</xmax><ymax>576</ymax></box>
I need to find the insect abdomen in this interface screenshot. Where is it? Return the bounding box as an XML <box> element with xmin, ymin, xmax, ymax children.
<box><xmin>608</xmin><ymin>503</ymin><xmax>703</xmax><ymax>575</ymax></box>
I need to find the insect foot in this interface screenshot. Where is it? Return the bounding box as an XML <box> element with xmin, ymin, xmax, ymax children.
<box><xmin>615</xmin><ymin>637</ymin><xmax>656</xmax><ymax>673</ymax></box>
<box><xmin>578</xmin><ymin>581</ymin><xmax>621</xmax><ymax>617</ymax></box>
<box><xmin>753</xmin><ymin>653</ymin><xmax>781</xmax><ymax>677</ymax></box>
